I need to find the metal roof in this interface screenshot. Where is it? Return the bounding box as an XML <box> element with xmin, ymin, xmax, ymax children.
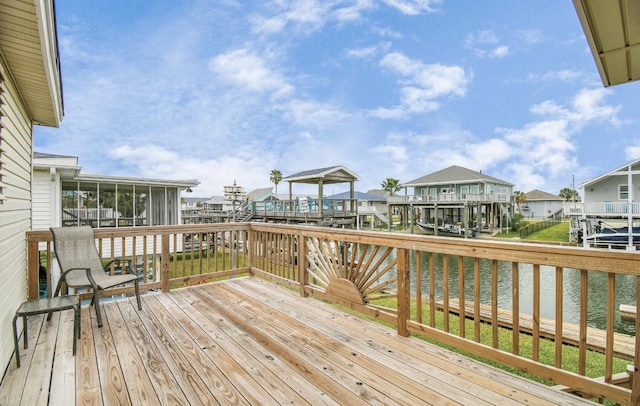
<box><xmin>282</xmin><ymin>165</ymin><xmax>359</xmax><ymax>184</ymax></box>
<box><xmin>0</xmin><ymin>0</ymin><xmax>63</xmax><ymax>126</ymax></box>
<box><xmin>324</xmin><ymin>191</ymin><xmax>387</xmax><ymax>201</ymax></box>
<box><xmin>524</xmin><ymin>189</ymin><xmax>564</xmax><ymax>201</ymax></box>
<box><xmin>573</xmin><ymin>0</ymin><xmax>640</xmax><ymax>87</ymax></box>
<box><xmin>403</xmin><ymin>165</ymin><xmax>513</xmax><ymax>187</ymax></box>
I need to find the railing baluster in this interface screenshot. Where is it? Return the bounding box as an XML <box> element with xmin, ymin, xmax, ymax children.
<box><xmin>579</xmin><ymin>269</ymin><xmax>588</xmax><ymax>375</ymax></box>
<box><xmin>397</xmin><ymin>247</ymin><xmax>410</xmax><ymax>337</ymax></box>
<box><xmin>533</xmin><ymin>264</ymin><xmax>540</xmax><ymax>361</ymax></box>
<box><xmin>429</xmin><ymin>252</ymin><xmax>435</xmax><ymax>328</ymax></box>
<box><xmin>443</xmin><ymin>254</ymin><xmax>450</xmax><ymax>333</ymax></box>
<box><xmin>605</xmin><ymin>272</ymin><xmax>615</xmax><ymax>381</ymax></box>
<box><xmin>458</xmin><ymin>255</ymin><xmax>465</xmax><ymax>338</ymax></box>
<box><xmin>512</xmin><ymin>262</ymin><xmax>520</xmax><ymax>355</ymax></box>
<box><xmin>491</xmin><ymin>260</ymin><xmax>498</xmax><ymax>348</ymax></box>
<box><xmin>554</xmin><ymin>266</ymin><xmax>563</xmax><ymax>368</ymax></box>
<box><xmin>474</xmin><ymin>257</ymin><xmax>481</xmax><ymax>342</ymax></box>
<box><xmin>416</xmin><ymin>251</ymin><xmax>422</xmax><ymax>325</ymax></box>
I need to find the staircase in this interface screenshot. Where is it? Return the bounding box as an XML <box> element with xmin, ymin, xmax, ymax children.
<box><xmin>228</xmin><ymin>202</ymin><xmax>253</xmax><ymax>222</ymax></box>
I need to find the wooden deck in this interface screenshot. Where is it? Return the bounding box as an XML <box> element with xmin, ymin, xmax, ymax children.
<box><xmin>0</xmin><ymin>277</ymin><xmax>596</xmax><ymax>405</ymax></box>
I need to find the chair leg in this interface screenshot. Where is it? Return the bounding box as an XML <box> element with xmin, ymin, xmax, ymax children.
<box><xmin>73</xmin><ymin>303</ymin><xmax>79</xmax><ymax>355</ymax></box>
<box><xmin>93</xmin><ymin>289</ymin><xmax>103</xmax><ymax>328</ymax></box>
<box><xmin>134</xmin><ymin>279</ymin><xmax>142</xmax><ymax>310</ymax></box>
<box><xmin>13</xmin><ymin>314</ymin><xmax>21</xmax><ymax>368</ymax></box>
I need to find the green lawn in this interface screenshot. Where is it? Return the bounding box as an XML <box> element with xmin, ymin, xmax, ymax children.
<box><xmin>525</xmin><ymin>221</ymin><xmax>570</xmax><ymax>242</ymax></box>
<box><xmin>491</xmin><ymin>221</ymin><xmax>571</xmax><ymax>243</ymax></box>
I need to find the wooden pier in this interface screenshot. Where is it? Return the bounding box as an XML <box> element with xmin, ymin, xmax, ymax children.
<box><xmin>436</xmin><ymin>299</ymin><xmax>636</xmax><ymax>360</ymax></box>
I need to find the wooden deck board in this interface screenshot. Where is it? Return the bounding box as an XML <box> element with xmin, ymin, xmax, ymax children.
<box><xmin>231</xmin><ymin>278</ymin><xmax>590</xmax><ymax>406</ymax></box>
<box><xmin>0</xmin><ymin>277</ymin><xmax>598</xmax><ymax>405</ymax></box>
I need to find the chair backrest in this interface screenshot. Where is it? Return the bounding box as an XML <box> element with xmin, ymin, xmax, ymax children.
<box><xmin>51</xmin><ymin>226</ymin><xmax>106</xmax><ymax>285</ymax></box>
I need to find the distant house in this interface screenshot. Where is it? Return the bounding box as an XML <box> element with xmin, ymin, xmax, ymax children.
<box><xmin>565</xmin><ymin>159</ymin><xmax>640</xmax><ymax>249</ymax></box>
<box><xmin>181</xmin><ymin>197</ymin><xmax>209</xmax><ymax>216</ymax></box>
<box><xmin>395</xmin><ymin>166</ymin><xmax>514</xmax><ymax>232</ymax></box>
<box><xmin>522</xmin><ymin>190</ymin><xmax>564</xmax><ymax>219</ymax></box>
<box><xmin>33</xmin><ymin>152</ymin><xmax>199</xmax><ymax>229</ymax></box>
<box><xmin>0</xmin><ymin>0</ymin><xmax>64</xmax><ymax>373</ymax></box>
<box><xmin>325</xmin><ymin>191</ymin><xmax>389</xmax><ymax>229</ymax></box>
<box><xmin>247</xmin><ymin>187</ymin><xmax>276</xmax><ymax>203</ymax></box>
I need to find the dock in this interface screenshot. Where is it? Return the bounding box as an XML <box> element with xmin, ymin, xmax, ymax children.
<box><xmin>436</xmin><ymin>299</ymin><xmax>636</xmax><ymax>360</ymax></box>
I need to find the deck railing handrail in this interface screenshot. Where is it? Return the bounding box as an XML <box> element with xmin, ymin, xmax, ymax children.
<box><xmin>26</xmin><ymin>223</ymin><xmax>640</xmax><ymax>404</ymax></box>
<box><xmin>388</xmin><ymin>193</ymin><xmax>511</xmax><ymax>204</ymax></box>
<box><xmin>564</xmin><ymin>201</ymin><xmax>640</xmax><ymax>216</ymax></box>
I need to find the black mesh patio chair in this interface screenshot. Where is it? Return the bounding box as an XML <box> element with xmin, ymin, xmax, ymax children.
<box><xmin>50</xmin><ymin>226</ymin><xmax>142</xmax><ymax>327</ymax></box>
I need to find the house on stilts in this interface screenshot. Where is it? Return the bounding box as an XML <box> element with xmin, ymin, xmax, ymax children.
<box><xmin>389</xmin><ymin>166</ymin><xmax>514</xmax><ymax>234</ymax></box>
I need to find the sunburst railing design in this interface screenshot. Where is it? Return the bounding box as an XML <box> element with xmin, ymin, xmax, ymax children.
<box><xmin>305</xmin><ymin>237</ymin><xmax>398</xmax><ymax>304</ymax></box>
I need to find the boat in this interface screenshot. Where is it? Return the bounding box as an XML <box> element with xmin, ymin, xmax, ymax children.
<box><xmin>416</xmin><ymin>221</ymin><xmax>477</xmax><ymax>237</ymax></box>
<box><xmin>584</xmin><ymin>225</ymin><xmax>640</xmax><ymax>245</ymax></box>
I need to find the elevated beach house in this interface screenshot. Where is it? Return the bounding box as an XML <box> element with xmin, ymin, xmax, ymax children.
<box><xmin>390</xmin><ymin>165</ymin><xmax>514</xmax><ymax>233</ymax></box>
<box><xmin>565</xmin><ymin>159</ymin><xmax>640</xmax><ymax>250</ymax></box>
<box><xmin>0</xmin><ymin>0</ymin><xmax>64</xmax><ymax>373</ymax></box>
<box><xmin>325</xmin><ymin>190</ymin><xmax>389</xmax><ymax>229</ymax></box>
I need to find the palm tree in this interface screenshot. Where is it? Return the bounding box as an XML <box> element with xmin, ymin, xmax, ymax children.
<box><xmin>381</xmin><ymin>178</ymin><xmax>401</xmax><ymax>196</ymax></box>
<box><xmin>559</xmin><ymin>187</ymin><xmax>579</xmax><ymax>201</ymax></box>
<box><xmin>269</xmin><ymin>169</ymin><xmax>283</xmax><ymax>196</ymax></box>
<box><xmin>513</xmin><ymin>190</ymin><xmax>527</xmax><ymax>214</ymax></box>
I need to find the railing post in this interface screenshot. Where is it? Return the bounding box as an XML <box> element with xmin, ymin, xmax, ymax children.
<box><xmin>397</xmin><ymin>247</ymin><xmax>410</xmax><ymax>337</ymax></box>
<box><xmin>161</xmin><ymin>233</ymin><xmax>170</xmax><ymax>292</ymax></box>
<box><xmin>298</xmin><ymin>235</ymin><xmax>308</xmax><ymax>297</ymax></box>
<box><xmin>247</xmin><ymin>227</ymin><xmax>254</xmax><ymax>272</ymax></box>
<box><xmin>27</xmin><ymin>239</ymin><xmax>41</xmax><ymax>300</ymax></box>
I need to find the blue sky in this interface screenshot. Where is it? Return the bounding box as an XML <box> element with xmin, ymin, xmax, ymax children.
<box><xmin>35</xmin><ymin>0</ymin><xmax>640</xmax><ymax>197</ymax></box>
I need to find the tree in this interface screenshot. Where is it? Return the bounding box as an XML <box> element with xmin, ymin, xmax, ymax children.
<box><xmin>513</xmin><ymin>190</ymin><xmax>527</xmax><ymax>214</ymax></box>
<box><xmin>559</xmin><ymin>187</ymin><xmax>579</xmax><ymax>201</ymax></box>
<box><xmin>269</xmin><ymin>169</ymin><xmax>283</xmax><ymax>196</ymax></box>
<box><xmin>381</xmin><ymin>178</ymin><xmax>402</xmax><ymax>196</ymax></box>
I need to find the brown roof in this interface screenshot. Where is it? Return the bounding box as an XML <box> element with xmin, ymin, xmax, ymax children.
<box><xmin>525</xmin><ymin>189</ymin><xmax>564</xmax><ymax>201</ymax></box>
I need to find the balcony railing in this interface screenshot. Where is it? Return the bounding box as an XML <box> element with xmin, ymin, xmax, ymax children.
<box><xmin>388</xmin><ymin>193</ymin><xmax>510</xmax><ymax>204</ymax></box>
<box><xmin>26</xmin><ymin>223</ymin><xmax>640</xmax><ymax>404</ymax></box>
<box><xmin>564</xmin><ymin>201</ymin><xmax>640</xmax><ymax>216</ymax></box>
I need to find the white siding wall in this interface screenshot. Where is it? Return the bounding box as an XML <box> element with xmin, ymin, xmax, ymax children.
<box><xmin>585</xmin><ymin>174</ymin><xmax>640</xmax><ymax>203</ymax></box>
<box><xmin>33</xmin><ymin>168</ymin><xmax>58</xmax><ymax>230</ymax></box>
<box><xmin>0</xmin><ymin>60</ymin><xmax>35</xmax><ymax>371</ymax></box>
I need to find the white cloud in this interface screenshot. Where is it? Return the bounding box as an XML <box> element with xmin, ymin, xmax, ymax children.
<box><xmin>514</xmin><ymin>29</ymin><xmax>544</xmax><ymax>45</ymax></box>
<box><xmin>209</xmin><ymin>49</ymin><xmax>294</xmax><ymax>98</ymax></box>
<box><xmin>489</xmin><ymin>45</ymin><xmax>509</xmax><ymax>58</ymax></box>
<box><xmin>372</xmin><ymin>52</ymin><xmax>469</xmax><ymax>117</ymax></box>
<box><xmin>625</xmin><ymin>146</ymin><xmax>640</xmax><ymax>161</ymax></box>
<box><xmin>346</xmin><ymin>42</ymin><xmax>391</xmax><ymax>58</ymax></box>
<box><xmin>382</xmin><ymin>0</ymin><xmax>441</xmax><ymax>15</ymax></box>
<box><xmin>251</xmin><ymin>0</ymin><xmax>374</xmax><ymax>34</ymax></box>
<box><xmin>465</xmin><ymin>30</ymin><xmax>509</xmax><ymax>58</ymax></box>
<box><xmin>527</xmin><ymin>70</ymin><xmax>583</xmax><ymax>83</ymax></box>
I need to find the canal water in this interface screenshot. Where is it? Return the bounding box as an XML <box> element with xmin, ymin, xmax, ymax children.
<box><xmin>410</xmin><ymin>253</ymin><xmax>637</xmax><ymax>335</ymax></box>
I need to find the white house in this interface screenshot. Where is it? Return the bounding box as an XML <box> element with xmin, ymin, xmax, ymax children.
<box><xmin>565</xmin><ymin>159</ymin><xmax>640</xmax><ymax>249</ymax></box>
<box><xmin>0</xmin><ymin>0</ymin><xmax>64</xmax><ymax>372</ymax></box>
<box><xmin>522</xmin><ymin>190</ymin><xmax>565</xmax><ymax>219</ymax></box>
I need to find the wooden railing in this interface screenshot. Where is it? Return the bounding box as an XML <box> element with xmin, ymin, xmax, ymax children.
<box><xmin>564</xmin><ymin>201</ymin><xmax>640</xmax><ymax>216</ymax></box>
<box><xmin>388</xmin><ymin>193</ymin><xmax>511</xmax><ymax>204</ymax></box>
<box><xmin>26</xmin><ymin>223</ymin><xmax>640</xmax><ymax>404</ymax></box>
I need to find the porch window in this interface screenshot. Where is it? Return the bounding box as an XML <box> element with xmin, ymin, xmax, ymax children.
<box><xmin>619</xmin><ymin>184</ymin><xmax>629</xmax><ymax>200</ymax></box>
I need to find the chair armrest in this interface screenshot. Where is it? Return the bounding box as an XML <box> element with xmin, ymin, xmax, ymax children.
<box><xmin>104</xmin><ymin>258</ymin><xmax>136</xmax><ymax>276</ymax></box>
<box><xmin>61</xmin><ymin>267</ymin><xmax>90</xmax><ymax>278</ymax></box>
